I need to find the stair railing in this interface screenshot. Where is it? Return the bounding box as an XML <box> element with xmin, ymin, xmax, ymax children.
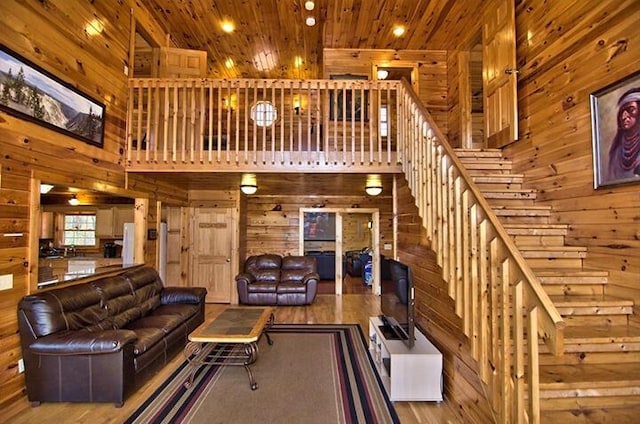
<box><xmin>396</xmin><ymin>80</ymin><xmax>565</xmax><ymax>424</ymax></box>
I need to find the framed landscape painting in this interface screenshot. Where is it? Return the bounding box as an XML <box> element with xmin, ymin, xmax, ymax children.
<box><xmin>590</xmin><ymin>70</ymin><xmax>640</xmax><ymax>188</ymax></box>
<box><xmin>0</xmin><ymin>45</ymin><xmax>105</xmax><ymax>147</ymax></box>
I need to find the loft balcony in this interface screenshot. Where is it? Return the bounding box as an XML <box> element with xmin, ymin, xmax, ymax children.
<box><xmin>125</xmin><ymin>78</ymin><xmax>408</xmax><ymax>173</ymax></box>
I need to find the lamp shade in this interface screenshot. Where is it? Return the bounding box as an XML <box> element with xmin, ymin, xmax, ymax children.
<box><xmin>365</xmin><ymin>186</ymin><xmax>383</xmax><ymax>196</ymax></box>
<box><xmin>240</xmin><ymin>184</ymin><xmax>258</xmax><ymax>195</ymax></box>
<box><xmin>68</xmin><ymin>194</ymin><xmax>80</xmax><ymax>205</ymax></box>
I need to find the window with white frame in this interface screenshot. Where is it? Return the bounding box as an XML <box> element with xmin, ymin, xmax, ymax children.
<box><xmin>63</xmin><ymin>214</ymin><xmax>96</xmax><ymax>246</ymax></box>
<box><xmin>251</xmin><ymin>101</ymin><xmax>277</xmax><ymax>127</ymax></box>
<box><xmin>380</xmin><ymin>105</ymin><xmax>389</xmax><ymax>137</ymax></box>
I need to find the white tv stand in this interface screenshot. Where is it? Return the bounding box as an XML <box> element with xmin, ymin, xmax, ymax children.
<box><xmin>368</xmin><ymin>316</ymin><xmax>443</xmax><ymax>402</ymax></box>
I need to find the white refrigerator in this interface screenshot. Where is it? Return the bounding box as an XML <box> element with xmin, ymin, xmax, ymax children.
<box><xmin>122</xmin><ymin>222</ymin><xmax>135</xmax><ymax>264</ymax></box>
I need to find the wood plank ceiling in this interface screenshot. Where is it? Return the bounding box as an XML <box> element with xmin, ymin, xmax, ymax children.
<box><xmin>137</xmin><ymin>0</ymin><xmax>484</xmax><ymax>79</ymax></box>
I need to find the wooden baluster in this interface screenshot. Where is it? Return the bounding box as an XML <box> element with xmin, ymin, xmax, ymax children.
<box><xmin>469</xmin><ymin>201</ymin><xmax>480</xmax><ymax>358</ymax></box>
<box><xmin>126</xmin><ymin>82</ymin><xmax>134</xmax><ymax>163</ymax></box>
<box><xmin>280</xmin><ymin>81</ymin><xmax>285</xmax><ymax>163</ymax></box>
<box><xmin>453</xmin><ymin>175</ymin><xmax>463</xmax><ymax>318</ymax></box>
<box><xmin>226</xmin><ymin>84</ymin><xmax>232</xmax><ymax>163</ymax></box>
<box><xmin>271</xmin><ymin>81</ymin><xmax>276</xmax><ymax>163</ymax></box>
<box><xmin>479</xmin><ymin>218</ymin><xmax>491</xmax><ymax>384</ymax></box>
<box><xmin>146</xmin><ymin>80</ymin><xmax>153</xmax><ymax>163</ymax></box>
<box><xmin>199</xmin><ymin>82</ymin><xmax>205</xmax><ymax>163</ymax></box>
<box><xmin>207</xmin><ymin>84</ymin><xmax>213</xmax><ymax>163</ymax></box>
<box><xmin>513</xmin><ymin>280</ymin><xmax>526</xmax><ymax>423</ymax></box>
<box><xmin>528</xmin><ymin>306</ymin><xmax>540</xmax><ymax>424</ymax></box>
<box><xmin>162</xmin><ymin>82</ymin><xmax>169</xmax><ymax>163</ymax></box>
<box><xmin>217</xmin><ymin>82</ymin><xmax>223</xmax><ymax>163</ymax></box>
<box><xmin>500</xmin><ymin>256</ymin><xmax>512</xmax><ymax>423</ymax></box>
<box><xmin>489</xmin><ymin>237</ymin><xmax>502</xmax><ymax>413</ymax></box>
<box><xmin>171</xmin><ymin>83</ymin><xmax>178</xmax><ymax>163</ymax></box>
<box><xmin>135</xmin><ymin>82</ymin><xmax>143</xmax><ymax>163</ymax></box>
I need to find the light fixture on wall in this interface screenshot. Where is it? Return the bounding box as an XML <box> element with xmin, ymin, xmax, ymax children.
<box><xmin>305</xmin><ymin>16</ymin><xmax>316</xmax><ymax>26</ymax></box>
<box><xmin>40</xmin><ymin>184</ymin><xmax>54</xmax><ymax>194</ymax></box>
<box><xmin>377</xmin><ymin>69</ymin><xmax>389</xmax><ymax>80</ymax></box>
<box><xmin>240</xmin><ymin>173</ymin><xmax>258</xmax><ymax>195</ymax></box>
<box><xmin>68</xmin><ymin>194</ymin><xmax>80</xmax><ymax>206</ymax></box>
<box><xmin>293</xmin><ymin>97</ymin><xmax>301</xmax><ymax>115</ymax></box>
<box><xmin>365</xmin><ymin>185</ymin><xmax>383</xmax><ymax>196</ymax></box>
<box><xmin>240</xmin><ymin>184</ymin><xmax>258</xmax><ymax>195</ymax></box>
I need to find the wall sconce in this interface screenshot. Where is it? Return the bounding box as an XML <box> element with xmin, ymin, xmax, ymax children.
<box><xmin>68</xmin><ymin>194</ymin><xmax>80</xmax><ymax>205</ymax></box>
<box><xmin>305</xmin><ymin>16</ymin><xmax>316</xmax><ymax>26</ymax></box>
<box><xmin>365</xmin><ymin>185</ymin><xmax>383</xmax><ymax>196</ymax></box>
<box><xmin>293</xmin><ymin>98</ymin><xmax>301</xmax><ymax>115</ymax></box>
<box><xmin>377</xmin><ymin>69</ymin><xmax>389</xmax><ymax>80</ymax></box>
<box><xmin>40</xmin><ymin>184</ymin><xmax>54</xmax><ymax>194</ymax></box>
<box><xmin>240</xmin><ymin>184</ymin><xmax>258</xmax><ymax>195</ymax></box>
<box><xmin>305</xmin><ymin>1</ymin><xmax>315</xmax><ymax>11</ymax></box>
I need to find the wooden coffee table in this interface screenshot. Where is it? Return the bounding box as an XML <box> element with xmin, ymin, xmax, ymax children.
<box><xmin>183</xmin><ymin>307</ymin><xmax>274</xmax><ymax>390</ymax></box>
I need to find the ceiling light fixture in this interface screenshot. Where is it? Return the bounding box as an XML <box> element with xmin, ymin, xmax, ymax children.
<box><xmin>365</xmin><ymin>185</ymin><xmax>383</xmax><ymax>196</ymax></box>
<box><xmin>221</xmin><ymin>20</ymin><xmax>235</xmax><ymax>33</ymax></box>
<box><xmin>377</xmin><ymin>69</ymin><xmax>389</xmax><ymax>80</ymax></box>
<box><xmin>305</xmin><ymin>16</ymin><xmax>316</xmax><ymax>26</ymax></box>
<box><xmin>68</xmin><ymin>194</ymin><xmax>80</xmax><ymax>206</ymax></box>
<box><xmin>305</xmin><ymin>1</ymin><xmax>315</xmax><ymax>11</ymax></box>
<box><xmin>40</xmin><ymin>184</ymin><xmax>54</xmax><ymax>194</ymax></box>
<box><xmin>393</xmin><ymin>26</ymin><xmax>406</xmax><ymax>37</ymax></box>
<box><xmin>240</xmin><ymin>184</ymin><xmax>258</xmax><ymax>195</ymax></box>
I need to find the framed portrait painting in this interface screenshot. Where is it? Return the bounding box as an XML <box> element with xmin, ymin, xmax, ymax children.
<box><xmin>590</xmin><ymin>70</ymin><xmax>640</xmax><ymax>188</ymax></box>
<box><xmin>0</xmin><ymin>44</ymin><xmax>105</xmax><ymax>147</ymax></box>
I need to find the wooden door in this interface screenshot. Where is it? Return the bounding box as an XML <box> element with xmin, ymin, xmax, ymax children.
<box><xmin>152</xmin><ymin>47</ymin><xmax>207</xmax><ymax>78</ymax></box>
<box><xmin>191</xmin><ymin>207</ymin><xmax>235</xmax><ymax>303</ymax></box>
<box><xmin>483</xmin><ymin>0</ymin><xmax>518</xmax><ymax>148</ymax></box>
<box><xmin>165</xmin><ymin>206</ymin><xmax>183</xmax><ymax>286</ymax></box>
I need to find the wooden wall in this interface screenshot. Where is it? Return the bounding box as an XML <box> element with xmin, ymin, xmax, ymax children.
<box><xmin>241</xmin><ymin>194</ymin><xmax>393</xmax><ymax>260</ymax></box>
<box><xmin>506</xmin><ymin>0</ymin><xmax>640</xmax><ymax>314</ymax></box>
<box><xmin>0</xmin><ymin>0</ymin><xmax>186</xmax><ymax>409</ymax></box>
<box><xmin>395</xmin><ymin>178</ymin><xmax>492</xmax><ymax>423</ymax></box>
<box><xmin>323</xmin><ymin>49</ymin><xmax>449</xmax><ymax>136</ymax></box>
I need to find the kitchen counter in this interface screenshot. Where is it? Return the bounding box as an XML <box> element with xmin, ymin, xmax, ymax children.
<box><xmin>37</xmin><ymin>257</ymin><xmax>142</xmax><ymax>290</ymax></box>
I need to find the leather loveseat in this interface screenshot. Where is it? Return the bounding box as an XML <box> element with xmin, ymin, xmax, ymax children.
<box><xmin>236</xmin><ymin>254</ymin><xmax>319</xmax><ymax>305</ymax></box>
<box><xmin>305</xmin><ymin>250</ymin><xmax>336</xmax><ymax>280</ymax></box>
<box><xmin>17</xmin><ymin>266</ymin><xmax>207</xmax><ymax>407</ymax></box>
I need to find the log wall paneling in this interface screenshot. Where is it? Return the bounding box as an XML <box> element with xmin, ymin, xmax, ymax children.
<box><xmin>503</xmin><ymin>0</ymin><xmax>640</xmax><ymax>307</ymax></box>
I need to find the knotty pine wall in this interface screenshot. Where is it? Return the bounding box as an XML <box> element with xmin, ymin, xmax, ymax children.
<box><xmin>445</xmin><ymin>0</ymin><xmax>640</xmax><ymax>320</ymax></box>
<box><xmin>395</xmin><ymin>178</ymin><xmax>493</xmax><ymax>423</ymax></box>
<box><xmin>0</xmin><ymin>0</ymin><xmax>184</xmax><ymax>408</ymax></box>
<box><xmin>506</xmin><ymin>0</ymin><xmax>640</xmax><ymax>315</ymax></box>
<box><xmin>323</xmin><ymin>49</ymin><xmax>449</xmax><ymax>137</ymax></box>
<box><xmin>240</xmin><ymin>194</ymin><xmax>393</xmax><ymax>261</ymax></box>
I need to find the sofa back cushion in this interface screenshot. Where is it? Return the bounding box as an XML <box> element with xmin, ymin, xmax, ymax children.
<box><xmin>91</xmin><ymin>275</ymin><xmax>140</xmax><ymax>328</ymax></box>
<box><xmin>281</xmin><ymin>256</ymin><xmax>316</xmax><ymax>283</ymax></box>
<box><xmin>122</xmin><ymin>266</ymin><xmax>164</xmax><ymax>314</ymax></box>
<box><xmin>19</xmin><ymin>283</ymin><xmax>108</xmax><ymax>338</ymax></box>
<box><xmin>245</xmin><ymin>254</ymin><xmax>282</xmax><ymax>283</ymax></box>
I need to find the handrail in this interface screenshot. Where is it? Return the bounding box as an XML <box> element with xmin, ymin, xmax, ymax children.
<box><xmin>397</xmin><ymin>79</ymin><xmax>565</xmax><ymax>423</ymax></box>
<box><xmin>124</xmin><ymin>76</ymin><xmax>565</xmax><ymax>423</ymax></box>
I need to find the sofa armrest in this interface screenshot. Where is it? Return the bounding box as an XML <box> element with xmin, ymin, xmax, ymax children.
<box><xmin>161</xmin><ymin>286</ymin><xmax>207</xmax><ymax>305</ymax></box>
<box><xmin>303</xmin><ymin>272</ymin><xmax>320</xmax><ymax>285</ymax></box>
<box><xmin>235</xmin><ymin>272</ymin><xmax>256</xmax><ymax>285</ymax></box>
<box><xmin>29</xmin><ymin>329</ymin><xmax>137</xmax><ymax>355</ymax></box>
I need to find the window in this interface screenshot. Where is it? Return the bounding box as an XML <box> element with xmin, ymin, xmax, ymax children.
<box><xmin>63</xmin><ymin>214</ymin><xmax>96</xmax><ymax>246</ymax></box>
<box><xmin>380</xmin><ymin>105</ymin><xmax>389</xmax><ymax>137</ymax></box>
<box><xmin>251</xmin><ymin>101</ymin><xmax>277</xmax><ymax>127</ymax></box>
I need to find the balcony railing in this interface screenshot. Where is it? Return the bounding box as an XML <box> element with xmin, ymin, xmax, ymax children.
<box><xmin>126</xmin><ymin>78</ymin><xmax>402</xmax><ymax>171</ymax></box>
<box><xmin>125</xmin><ymin>77</ymin><xmax>564</xmax><ymax>423</ymax></box>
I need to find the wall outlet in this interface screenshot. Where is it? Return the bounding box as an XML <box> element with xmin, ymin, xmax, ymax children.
<box><xmin>123</xmin><ymin>64</ymin><xmax>129</xmax><ymax>76</ymax></box>
<box><xmin>18</xmin><ymin>358</ymin><xmax>24</xmax><ymax>373</ymax></box>
<box><xmin>383</xmin><ymin>244</ymin><xmax>392</xmax><ymax>250</ymax></box>
<box><xmin>0</xmin><ymin>274</ymin><xmax>13</xmax><ymax>291</ymax></box>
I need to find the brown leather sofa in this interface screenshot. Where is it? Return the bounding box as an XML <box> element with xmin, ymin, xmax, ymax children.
<box><xmin>17</xmin><ymin>266</ymin><xmax>206</xmax><ymax>407</ymax></box>
<box><xmin>236</xmin><ymin>254</ymin><xmax>319</xmax><ymax>305</ymax></box>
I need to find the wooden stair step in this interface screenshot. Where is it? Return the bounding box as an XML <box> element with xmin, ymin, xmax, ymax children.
<box><xmin>482</xmin><ymin>189</ymin><xmax>537</xmax><ymax>200</ymax></box>
<box><xmin>470</xmin><ymin>173</ymin><xmax>524</xmax><ymax>184</ymax></box>
<box><xmin>519</xmin><ymin>245</ymin><xmax>588</xmax><ymax>259</ymax></box>
<box><xmin>463</xmin><ymin>161</ymin><xmax>513</xmax><ymax>172</ymax></box>
<box><xmin>562</xmin><ymin>325</ymin><xmax>640</xmax><ymax>348</ymax></box>
<box><xmin>551</xmin><ymin>295</ymin><xmax>634</xmax><ymax>316</ymax></box>
<box><xmin>454</xmin><ymin>148</ymin><xmax>503</xmax><ymax>158</ymax></box>
<box><xmin>504</xmin><ymin>223</ymin><xmax>568</xmax><ymax>236</ymax></box>
<box><xmin>541</xmin><ymin>401</ymin><xmax>640</xmax><ymax>418</ymax></box>
<box><xmin>493</xmin><ymin>205</ymin><xmax>552</xmax><ymax>217</ymax></box>
<box><xmin>533</xmin><ymin>268</ymin><xmax>609</xmax><ymax>285</ymax></box>
<box><xmin>539</xmin><ymin>362</ymin><xmax>640</xmax><ymax>395</ymax></box>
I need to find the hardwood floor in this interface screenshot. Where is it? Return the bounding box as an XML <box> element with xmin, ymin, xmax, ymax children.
<box><xmin>4</xmin><ymin>276</ymin><xmax>461</xmax><ymax>424</ymax></box>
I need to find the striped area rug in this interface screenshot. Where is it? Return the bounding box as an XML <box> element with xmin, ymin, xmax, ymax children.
<box><xmin>125</xmin><ymin>324</ymin><xmax>400</xmax><ymax>424</ymax></box>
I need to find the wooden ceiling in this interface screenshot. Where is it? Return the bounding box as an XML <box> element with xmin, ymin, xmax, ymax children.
<box><xmin>137</xmin><ymin>0</ymin><xmax>484</xmax><ymax>79</ymax></box>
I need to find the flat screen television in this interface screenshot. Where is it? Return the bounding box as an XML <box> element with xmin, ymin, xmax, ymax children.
<box><xmin>303</xmin><ymin>212</ymin><xmax>336</xmax><ymax>241</ymax></box>
<box><xmin>380</xmin><ymin>259</ymin><xmax>415</xmax><ymax>348</ymax></box>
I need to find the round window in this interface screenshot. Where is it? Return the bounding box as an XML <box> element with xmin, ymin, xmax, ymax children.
<box><xmin>251</xmin><ymin>101</ymin><xmax>278</xmax><ymax>127</ymax></box>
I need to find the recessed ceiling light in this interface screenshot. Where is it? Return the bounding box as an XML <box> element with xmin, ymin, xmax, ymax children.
<box><xmin>221</xmin><ymin>20</ymin><xmax>235</xmax><ymax>33</ymax></box>
<box><xmin>305</xmin><ymin>1</ymin><xmax>315</xmax><ymax>11</ymax></box>
<box><xmin>294</xmin><ymin>56</ymin><xmax>304</xmax><ymax>68</ymax></box>
<box><xmin>393</xmin><ymin>26</ymin><xmax>405</xmax><ymax>37</ymax></box>
<box><xmin>377</xmin><ymin>69</ymin><xmax>389</xmax><ymax>80</ymax></box>
<box><xmin>225</xmin><ymin>58</ymin><xmax>234</xmax><ymax>68</ymax></box>
<box><xmin>305</xmin><ymin>16</ymin><xmax>316</xmax><ymax>26</ymax></box>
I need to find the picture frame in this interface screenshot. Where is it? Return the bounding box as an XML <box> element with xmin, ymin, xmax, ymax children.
<box><xmin>329</xmin><ymin>74</ymin><xmax>369</xmax><ymax>121</ymax></box>
<box><xmin>0</xmin><ymin>45</ymin><xmax>105</xmax><ymax>147</ymax></box>
<box><xmin>590</xmin><ymin>70</ymin><xmax>640</xmax><ymax>188</ymax></box>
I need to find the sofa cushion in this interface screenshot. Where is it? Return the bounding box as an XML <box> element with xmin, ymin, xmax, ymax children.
<box><xmin>151</xmin><ymin>304</ymin><xmax>200</xmax><ymax>320</ymax></box>
<box><xmin>122</xmin><ymin>267</ymin><xmax>164</xmax><ymax>315</ymax></box>
<box><xmin>277</xmin><ymin>282</ymin><xmax>307</xmax><ymax>294</ymax></box>
<box><xmin>128</xmin><ymin>327</ymin><xmax>166</xmax><ymax>356</ymax></box>
<box><xmin>246</xmin><ymin>282</ymin><xmax>278</xmax><ymax>293</ymax></box>
<box><xmin>19</xmin><ymin>284</ymin><xmax>108</xmax><ymax>337</ymax></box>
<box><xmin>126</xmin><ymin>314</ymin><xmax>184</xmax><ymax>335</ymax></box>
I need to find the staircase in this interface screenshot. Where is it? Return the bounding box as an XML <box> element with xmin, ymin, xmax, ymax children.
<box><xmin>456</xmin><ymin>149</ymin><xmax>640</xmax><ymax>422</ymax></box>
